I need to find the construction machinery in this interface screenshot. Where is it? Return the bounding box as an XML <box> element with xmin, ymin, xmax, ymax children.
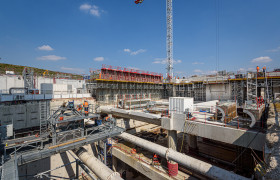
<box><xmin>43</xmin><ymin>69</ymin><xmax>49</xmax><ymax>77</ymax></box>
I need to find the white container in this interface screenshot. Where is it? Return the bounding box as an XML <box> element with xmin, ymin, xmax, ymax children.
<box><xmin>169</xmin><ymin>97</ymin><xmax>193</xmax><ymax>114</ymax></box>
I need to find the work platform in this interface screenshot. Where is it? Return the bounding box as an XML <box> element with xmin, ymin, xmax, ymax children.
<box><xmin>1</xmin><ymin>124</ymin><xmax>124</xmax><ymax>180</ymax></box>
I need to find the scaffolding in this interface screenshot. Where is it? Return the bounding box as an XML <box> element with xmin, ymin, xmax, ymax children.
<box><xmin>22</xmin><ymin>67</ymin><xmax>34</xmax><ymax>90</ymax></box>
<box><xmin>87</xmin><ymin>65</ymin><xmax>280</xmax><ymax>105</ymax></box>
<box><xmin>230</xmin><ymin>80</ymin><xmax>245</xmax><ymax>106</ymax></box>
<box><xmin>247</xmin><ymin>72</ymin><xmax>258</xmax><ymax>103</ymax></box>
<box><xmin>98</xmin><ymin>64</ymin><xmax>163</xmax><ymax>83</ymax></box>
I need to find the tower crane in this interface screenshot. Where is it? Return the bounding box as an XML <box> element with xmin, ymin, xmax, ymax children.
<box><xmin>135</xmin><ymin>0</ymin><xmax>173</xmax><ymax>80</ymax></box>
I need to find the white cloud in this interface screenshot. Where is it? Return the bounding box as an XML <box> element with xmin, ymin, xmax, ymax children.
<box><xmin>124</xmin><ymin>48</ymin><xmax>146</xmax><ymax>55</ymax></box>
<box><xmin>80</xmin><ymin>4</ymin><xmax>91</xmax><ymax>11</ymax></box>
<box><xmin>61</xmin><ymin>67</ymin><xmax>85</xmax><ymax>74</ymax></box>
<box><xmin>266</xmin><ymin>46</ymin><xmax>280</xmax><ymax>52</ymax></box>
<box><xmin>94</xmin><ymin>56</ymin><xmax>104</xmax><ymax>61</ymax></box>
<box><xmin>152</xmin><ymin>58</ymin><xmax>182</xmax><ymax>64</ymax></box>
<box><xmin>123</xmin><ymin>48</ymin><xmax>131</xmax><ymax>53</ymax></box>
<box><xmin>192</xmin><ymin>62</ymin><xmax>204</xmax><ymax>65</ymax></box>
<box><xmin>80</xmin><ymin>3</ymin><xmax>103</xmax><ymax>17</ymax></box>
<box><xmin>131</xmin><ymin>49</ymin><xmax>146</xmax><ymax>55</ymax></box>
<box><xmin>251</xmin><ymin>56</ymin><xmax>272</xmax><ymax>63</ymax></box>
<box><xmin>37</xmin><ymin>55</ymin><xmax>66</xmax><ymax>61</ymax></box>
<box><xmin>37</xmin><ymin>45</ymin><xmax>54</xmax><ymax>51</ymax></box>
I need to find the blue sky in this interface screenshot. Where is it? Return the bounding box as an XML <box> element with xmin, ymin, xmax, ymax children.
<box><xmin>0</xmin><ymin>0</ymin><xmax>279</xmax><ymax>77</ymax></box>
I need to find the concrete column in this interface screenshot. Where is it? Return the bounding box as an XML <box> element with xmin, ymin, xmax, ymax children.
<box><xmin>168</xmin><ymin>130</ymin><xmax>177</xmax><ymax>150</ymax></box>
<box><xmin>124</xmin><ymin>118</ymin><xmax>130</xmax><ymax>129</ymax></box>
<box><xmin>167</xmin><ymin>130</ymin><xmax>178</xmax><ymax>176</ymax></box>
<box><xmin>172</xmin><ymin>85</ymin><xmax>176</xmax><ymax>97</ymax></box>
<box><xmin>112</xmin><ymin>156</ymin><xmax>117</xmax><ymax>172</ymax></box>
<box><xmin>187</xmin><ymin>135</ymin><xmax>198</xmax><ymax>153</ymax></box>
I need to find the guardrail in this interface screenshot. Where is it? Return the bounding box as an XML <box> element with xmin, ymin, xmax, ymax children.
<box><xmin>0</xmin><ymin>93</ymin><xmax>92</xmax><ymax>102</ymax></box>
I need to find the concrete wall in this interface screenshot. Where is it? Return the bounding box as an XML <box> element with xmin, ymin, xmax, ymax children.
<box><xmin>0</xmin><ymin>75</ymin><xmax>24</xmax><ymax>93</ymax></box>
<box><xmin>0</xmin><ymin>102</ymin><xmax>41</xmax><ymax>130</ymax></box>
<box><xmin>0</xmin><ymin>75</ymin><xmax>85</xmax><ymax>94</ymax></box>
<box><xmin>206</xmin><ymin>84</ymin><xmax>231</xmax><ymax>101</ymax></box>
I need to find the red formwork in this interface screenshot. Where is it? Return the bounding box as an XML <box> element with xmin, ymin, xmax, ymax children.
<box><xmin>100</xmin><ymin>64</ymin><xmax>163</xmax><ymax>83</ymax></box>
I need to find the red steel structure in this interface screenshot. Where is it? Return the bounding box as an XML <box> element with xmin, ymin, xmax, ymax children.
<box><xmin>99</xmin><ymin>64</ymin><xmax>163</xmax><ymax>83</ymax></box>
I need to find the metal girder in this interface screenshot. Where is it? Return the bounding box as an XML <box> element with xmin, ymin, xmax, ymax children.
<box><xmin>16</xmin><ymin>125</ymin><xmax>124</xmax><ymax>166</ymax></box>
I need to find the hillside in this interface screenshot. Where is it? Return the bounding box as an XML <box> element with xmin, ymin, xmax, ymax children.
<box><xmin>0</xmin><ymin>63</ymin><xmax>83</xmax><ymax>79</ymax></box>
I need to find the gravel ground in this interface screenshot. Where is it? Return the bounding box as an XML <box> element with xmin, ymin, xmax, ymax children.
<box><xmin>265</xmin><ymin>102</ymin><xmax>280</xmax><ymax>180</ymax></box>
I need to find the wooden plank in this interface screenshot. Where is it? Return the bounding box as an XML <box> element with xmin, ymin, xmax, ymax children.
<box><xmin>48</xmin><ymin>137</ymin><xmax>86</xmax><ymax>149</ymax></box>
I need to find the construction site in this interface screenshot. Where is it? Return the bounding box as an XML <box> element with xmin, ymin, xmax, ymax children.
<box><xmin>1</xmin><ymin>0</ymin><xmax>280</xmax><ymax>180</ymax></box>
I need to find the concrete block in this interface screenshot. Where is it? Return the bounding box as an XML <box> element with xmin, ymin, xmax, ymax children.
<box><xmin>161</xmin><ymin>114</ymin><xmax>186</xmax><ymax>131</ymax></box>
<box><xmin>161</xmin><ymin>117</ymin><xmax>172</xmax><ymax>130</ymax></box>
<box><xmin>172</xmin><ymin>113</ymin><xmax>186</xmax><ymax>132</ymax></box>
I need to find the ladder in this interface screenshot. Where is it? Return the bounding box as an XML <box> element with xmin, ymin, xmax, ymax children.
<box><xmin>264</xmin><ymin>72</ymin><xmax>273</xmax><ymax>102</ymax></box>
<box><xmin>39</xmin><ymin>101</ymin><xmax>50</xmax><ymax>138</ymax></box>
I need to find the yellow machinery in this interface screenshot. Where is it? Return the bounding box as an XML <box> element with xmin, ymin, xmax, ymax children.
<box><xmin>43</xmin><ymin>69</ymin><xmax>49</xmax><ymax>77</ymax></box>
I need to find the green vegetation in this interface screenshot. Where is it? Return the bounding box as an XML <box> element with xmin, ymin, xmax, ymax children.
<box><xmin>0</xmin><ymin>63</ymin><xmax>83</xmax><ymax>79</ymax></box>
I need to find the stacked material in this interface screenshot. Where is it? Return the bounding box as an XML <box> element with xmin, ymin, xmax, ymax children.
<box><xmin>244</xmin><ymin>104</ymin><xmax>265</xmax><ymax>121</ymax></box>
<box><xmin>217</xmin><ymin>102</ymin><xmax>237</xmax><ymax>123</ymax></box>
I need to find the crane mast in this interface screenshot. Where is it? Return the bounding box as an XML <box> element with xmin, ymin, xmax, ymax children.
<box><xmin>135</xmin><ymin>0</ymin><xmax>174</xmax><ymax>80</ymax></box>
<box><xmin>166</xmin><ymin>0</ymin><xmax>173</xmax><ymax>80</ymax></box>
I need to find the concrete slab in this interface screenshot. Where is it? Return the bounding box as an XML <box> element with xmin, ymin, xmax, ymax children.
<box><xmin>102</xmin><ymin>107</ymin><xmax>265</xmax><ymax>151</ymax></box>
<box><xmin>182</xmin><ymin>120</ymin><xmax>265</xmax><ymax>151</ymax></box>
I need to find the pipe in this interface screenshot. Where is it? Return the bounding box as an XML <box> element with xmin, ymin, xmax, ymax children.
<box><xmin>73</xmin><ymin>147</ymin><xmax>123</xmax><ymax>180</ymax></box>
<box><xmin>79</xmin><ymin>162</ymin><xmax>97</xmax><ymax>180</ymax></box>
<box><xmin>118</xmin><ymin>132</ymin><xmax>249</xmax><ymax>180</ymax></box>
<box><xmin>216</xmin><ymin>106</ymin><xmax>225</xmax><ymax>122</ymax></box>
<box><xmin>9</xmin><ymin>87</ymin><xmax>28</xmax><ymax>94</ymax></box>
<box><xmin>243</xmin><ymin>110</ymin><xmax>256</xmax><ymax>128</ymax></box>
